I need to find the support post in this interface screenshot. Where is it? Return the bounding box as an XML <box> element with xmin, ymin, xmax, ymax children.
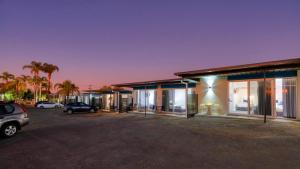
<box><xmin>181</xmin><ymin>80</ymin><xmax>189</xmax><ymax>119</ymax></box>
<box><xmin>264</xmin><ymin>70</ymin><xmax>267</xmax><ymax>123</ymax></box>
<box><xmin>144</xmin><ymin>86</ymin><xmax>147</xmax><ymax>117</ymax></box>
<box><xmin>117</xmin><ymin>92</ymin><xmax>120</xmax><ymax>113</ymax></box>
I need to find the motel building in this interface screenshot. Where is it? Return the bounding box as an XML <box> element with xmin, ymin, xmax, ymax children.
<box><xmin>113</xmin><ymin>58</ymin><xmax>300</xmax><ymax>120</ymax></box>
<box><xmin>68</xmin><ymin>89</ymin><xmax>133</xmax><ymax>112</ymax></box>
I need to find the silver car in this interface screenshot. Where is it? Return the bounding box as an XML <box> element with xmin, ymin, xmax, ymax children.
<box><xmin>0</xmin><ymin>102</ymin><xmax>29</xmax><ymax>138</ymax></box>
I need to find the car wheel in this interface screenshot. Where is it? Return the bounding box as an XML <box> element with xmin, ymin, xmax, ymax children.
<box><xmin>67</xmin><ymin>109</ymin><xmax>73</xmax><ymax>114</ymax></box>
<box><xmin>90</xmin><ymin>108</ymin><xmax>95</xmax><ymax>113</ymax></box>
<box><xmin>1</xmin><ymin>123</ymin><xmax>18</xmax><ymax>138</ymax></box>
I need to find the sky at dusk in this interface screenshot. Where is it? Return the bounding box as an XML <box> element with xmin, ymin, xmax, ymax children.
<box><xmin>0</xmin><ymin>0</ymin><xmax>299</xmax><ymax>90</ymax></box>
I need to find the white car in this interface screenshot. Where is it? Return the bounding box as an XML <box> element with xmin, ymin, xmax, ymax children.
<box><xmin>36</xmin><ymin>102</ymin><xmax>64</xmax><ymax>109</ymax></box>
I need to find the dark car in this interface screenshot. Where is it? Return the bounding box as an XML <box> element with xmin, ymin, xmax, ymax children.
<box><xmin>63</xmin><ymin>102</ymin><xmax>98</xmax><ymax>114</ymax></box>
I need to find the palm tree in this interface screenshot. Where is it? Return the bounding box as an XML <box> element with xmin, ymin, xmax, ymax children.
<box><xmin>23</xmin><ymin>61</ymin><xmax>42</xmax><ymax>102</ymax></box>
<box><xmin>13</xmin><ymin>75</ymin><xmax>30</xmax><ymax>99</ymax></box>
<box><xmin>28</xmin><ymin>76</ymin><xmax>48</xmax><ymax>101</ymax></box>
<box><xmin>55</xmin><ymin>80</ymin><xmax>79</xmax><ymax>104</ymax></box>
<box><xmin>23</xmin><ymin>61</ymin><xmax>42</xmax><ymax>77</ymax></box>
<box><xmin>41</xmin><ymin>63</ymin><xmax>59</xmax><ymax>94</ymax></box>
<box><xmin>0</xmin><ymin>72</ymin><xmax>15</xmax><ymax>83</ymax></box>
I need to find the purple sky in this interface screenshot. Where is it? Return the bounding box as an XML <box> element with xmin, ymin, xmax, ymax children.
<box><xmin>0</xmin><ymin>0</ymin><xmax>299</xmax><ymax>90</ymax></box>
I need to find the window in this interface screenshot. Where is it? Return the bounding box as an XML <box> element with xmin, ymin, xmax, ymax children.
<box><xmin>229</xmin><ymin>82</ymin><xmax>248</xmax><ymax>114</ymax></box>
<box><xmin>0</xmin><ymin>104</ymin><xmax>14</xmax><ymax>114</ymax></box>
<box><xmin>249</xmin><ymin>80</ymin><xmax>272</xmax><ymax>116</ymax></box>
<box><xmin>229</xmin><ymin>77</ymin><xmax>296</xmax><ymax>118</ymax></box>
<box><xmin>275</xmin><ymin>78</ymin><xmax>296</xmax><ymax>118</ymax></box>
<box><xmin>137</xmin><ymin>90</ymin><xmax>156</xmax><ymax>111</ymax></box>
<box><xmin>0</xmin><ymin>105</ymin><xmax>6</xmax><ymax>115</ymax></box>
<box><xmin>162</xmin><ymin>89</ymin><xmax>187</xmax><ymax>113</ymax></box>
<box><xmin>4</xmin><ymin>104</ymin><xmax>14</xmax><ymax>114</ymax></box>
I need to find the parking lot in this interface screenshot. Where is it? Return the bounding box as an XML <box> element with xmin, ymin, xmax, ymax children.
<box><xmin>1</xmin><ymin>108</ymin><xmax>300</xmax><ymax>169</ymax></box>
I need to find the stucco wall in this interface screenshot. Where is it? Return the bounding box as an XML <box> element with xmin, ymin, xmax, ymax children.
<box><xmin>297</xmin><ymin>70</ymin><xmax>300</xmax><ymax>120</ymax></box>
<box><xmin>196</xmin><ymin>76</ymin><xmax>228</xmax><ymax>115</ymax></box>
<box><xmin>156</xmin><ymin>86</ymin><xmax>162</xmax><ymax>111</ymax></box>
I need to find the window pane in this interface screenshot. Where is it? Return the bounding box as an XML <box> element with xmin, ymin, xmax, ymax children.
<box><xmin>4</xmin><ymin>104</ymin><xmax>14</xmax><ymax>113</ymax></box>
<box><xmin>174</xmin><ymin>89</ymin><xmax>186</xmax><ymax>113</ymax></box>
<box><xmin>162</xmin><ymin>89</ymin><xmax>187</xmax><ymax>113</ymax></box>
<box><xmin>249</xmin><ymin>80</ymin><xmax>272</xmax><ymax>116</ymax></box>
<box><xmin>148</xmin><ymin>90</ymin><xmax>156</xmax><ymax>110</ymax></box>
<box><xmin>0</xmin><ymin>105</ymin><xmax>6</xmax><ymax>115</ymax></box>
<box><xmin>229</xmin><ymin>81</ymin><xmax>248</xmax><ymax>114</ymax></box>
<box><xmin>137</xmin><ymin>90</ymin><xmax>156</xmax><ymax>111</ymax></box>
<box><xmin>276</xmin><ymin>78</ymin><xmax>296</xmax><ymax>118</ymax></box>
<box><xmin>162</xmin><ymin>90</ymin><xmax>170</xmax><ymax>111</ymax></box>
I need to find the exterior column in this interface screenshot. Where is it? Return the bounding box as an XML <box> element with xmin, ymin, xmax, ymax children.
<box><xmin>296</xmin><ymin>70</ymin><xmax>300</xmax><ymax>120</ymax></box>
<box><xmin>185</xmin><ymin>83</ymin><xmax>188</xmax><ymax>118</ymax></box>
<box><xmin>156</xmin><ymin>85</ymin><xmax>162</xmax><ymax>112</ymax></box>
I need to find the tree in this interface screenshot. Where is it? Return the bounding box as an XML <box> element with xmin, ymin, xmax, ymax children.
<box><xmin>11</xmin><ymin>75</ymin><xmax>30</xmax><ymax>100</ymax></box>
<box><xmin>22</xmin><ymin>89</ymin><xmax>34</xmax><ymax>100</ymax></box>
<box><xmin>0</xmin><ymin>72</ymin><xmax>15</xmax><ymax>83</ymax></box>
<box><xmin>55</xmin><ymin>80</ymin><xmax>79</xmax><ymax>104</ymax></box>
<box><xmin>0</xmin><ymin>72</ymin><xmax>16</xmax><ymax>101</ymax></box>
<box><xmin>23</xmin><ymin>61</ymin><xmax>42</xmax><ymax>77</ymax></box>
<box><xmin>41</xmin><ymin>63</ymin><xmax>59</xmax><ymax>94</ymax></box>
<box><xmin>23</xmin><ymin>61</ymin><xmax>42</xmax><ymax>102</ymax></box>
<box><xmin>28</xmin><ymin>76</ymin><xmax>48</xmax><ymax>102</ymax></box>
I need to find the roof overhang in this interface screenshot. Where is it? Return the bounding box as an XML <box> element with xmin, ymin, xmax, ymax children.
<box><xmin>112</xmin><ymin>78</ymin><xmax>196</xmax><ymax>88</ymax></box>
<box><xmin>82</xmin><ymin>89</ymin><xmax>132</xmax><ymax>94</ymax></box>
<box><xmin>175</xmin><ymin>58</ymin><xmax>300</xmax><ymax>78</ymax></box>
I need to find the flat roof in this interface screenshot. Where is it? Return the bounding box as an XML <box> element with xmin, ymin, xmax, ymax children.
<box><xmin>113</xmin><ymin>78</ymin><xmax>194</xmax><ymax>88</ymax></box>
<box><xmin>175</xmin><ymin>58</ymin><xmax>300</xmax><ymax>77</ymax></box>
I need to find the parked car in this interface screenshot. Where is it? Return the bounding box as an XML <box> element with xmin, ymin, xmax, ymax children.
<box><xmin>64</xmin><ymin>102</ymin><xmax>98</xmax><ymax>114</ymax></box>
<box><xmin>36</xmin><ymin>102</ymin><xmax>64</xmax><ymax>109</ymax></box>
<box><xmin>34</xmin><ymin>101</ymin><xmax>48</xmax><ymax>107</ymax></box>
<box><xmin>0</xmin><ymin>102</ymin><xmax>29</xmax><ymax>138</ymax></box>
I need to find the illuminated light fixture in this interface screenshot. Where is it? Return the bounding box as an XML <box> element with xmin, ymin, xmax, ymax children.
<box><xmin>204</xmin><ymin>76</ymin><xmax>217</xmax><ymax>90</ymax></box>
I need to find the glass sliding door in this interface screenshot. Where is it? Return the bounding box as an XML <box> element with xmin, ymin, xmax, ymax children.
<box><xmin>162</xmin><ymin>90</ymin><xmax>171</xmax><ymax>112</ymax></box>
<box><xmin>249</xmin><ymin>80</ymin><xmax>272</xmax><ymax>116</ymax></box>
<box><xmin>229</xmin><ymin>77</ymin><xmax>296</xmax><ymax>118</ymax></box>
<box><xmin>188</xmin><ymin>89</ymin><xmax>198</xmax><ymax>114</ymax></box>
<box><xmin>147</xmin><ymin>90</ymin><xmax>156</xmax><ymax>111</ymax></box>
<box><xmin>229</xmin><ymin>81</ymin><xmax>248</xmax><ymax>114</ymax></box>
<box><xmin>137</xmin><ymin>90</ymin><xmax>156</xmax><ymax>112</ymax></box>
<box><xmin>275</xmin><ymin>78</ymin><xmax>296</xmax><ymax>118</ymax></box>
<box><xmin>162</xmin><ymin>89</ymin><xmax>188</xmax><ymax>114</ymax></box>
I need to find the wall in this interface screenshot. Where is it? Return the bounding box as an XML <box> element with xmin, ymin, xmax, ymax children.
<box><xmin>196</xmin><ymin>76</ymin><xmax>229</xmax><ymax>115</ymax></box>
<box><xmin>297</xmin><ymin>70</ymin><xmax>300</xmax><ymax>120</ymax></box>
<box><xmin>156</xmin><ymin>85</ymin><xmax>162</xmax><ymax>112</ymax></box>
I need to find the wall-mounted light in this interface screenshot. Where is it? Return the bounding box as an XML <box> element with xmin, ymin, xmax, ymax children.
<box><xmin>203</xmin><ymin>76</ymin><xmax>217</xmax><ymax>89</ymax></box>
